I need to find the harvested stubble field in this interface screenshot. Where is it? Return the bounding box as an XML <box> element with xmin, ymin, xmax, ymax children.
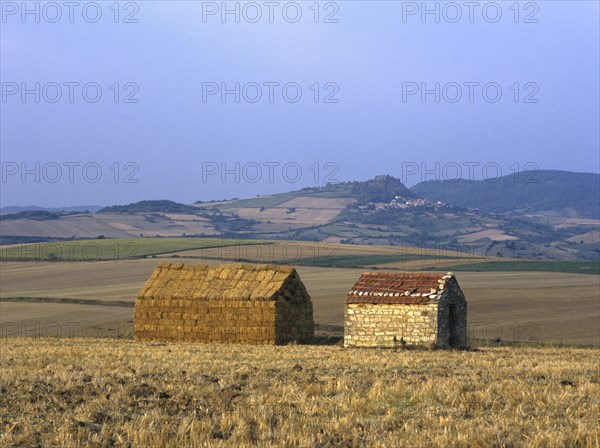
<box><xmin>0</xmin><ymin>339</ymin><xmax>598</xmax><ymax>447</ymax></box>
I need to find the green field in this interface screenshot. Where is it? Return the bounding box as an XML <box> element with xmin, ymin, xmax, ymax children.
<box><xmin>2</xmin><ymin>237</ymin><xmax>599</xmax><ymax>275</ymax></box>
<box><xmin>0</xmin><ymin>238</ymin><xmax>264</xmax><ymax>262</ymax></box>
<box><xmin>218</xmin><ymin>193</ymin><xmax>297</xmax><ymax>209</ymax></box>
<box><xmin>294</xmin><ymin>254</ymin><xmax>461</xmax><ymax>268</ymax></box>
<box><xmin>434</xmin><ymin>260</ymin><xmax>600</xmax><ymax>275</ymax></box>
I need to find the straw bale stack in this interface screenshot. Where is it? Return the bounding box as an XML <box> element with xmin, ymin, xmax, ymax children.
<box><xmin>134</xmin><ymin>263</ymin><xmax>314</xmax><ymax>344</ymax></box>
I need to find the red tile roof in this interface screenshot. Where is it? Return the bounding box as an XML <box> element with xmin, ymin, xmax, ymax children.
<box><xmin>346</xmin><ymin>272</ymin><xmax>455</xmax><ymax>304</ymax></box>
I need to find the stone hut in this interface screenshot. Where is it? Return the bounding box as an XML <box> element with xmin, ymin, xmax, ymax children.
<box><xmin>135</xmin><ymin>262</ymin><xmax>314</xmax><ymax>344</ymax></box>
<box><xmin>344</xmin><ymin>272</ymin><xmax>467</xmax><ymax>348</ymax></box>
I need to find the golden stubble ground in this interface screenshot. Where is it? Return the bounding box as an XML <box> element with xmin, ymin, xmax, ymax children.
<box><xmin>0</xmin><ymin>338</ymin><xmax>598</xmax><ymax>447</ymax></box>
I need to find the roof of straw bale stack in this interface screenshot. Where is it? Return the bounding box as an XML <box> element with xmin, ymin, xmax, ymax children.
<box><xmin>346</xmin><ymin>272</ymin><xmax>460</xmax><ymax>304</ymax></box>
<box><xmin>137</xmin><ymin>262</ymin><xmax>304</xmax><ymax>301</ymax></box>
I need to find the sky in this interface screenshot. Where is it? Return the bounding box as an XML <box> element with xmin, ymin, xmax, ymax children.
<box><xmin>1</xmin><ymin>0</ymin><xmax>599</xmax><ymax>207</ymax></box>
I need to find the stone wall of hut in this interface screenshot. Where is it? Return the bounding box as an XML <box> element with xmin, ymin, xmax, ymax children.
<box><xmin>436</xmin><ymin>281</ymin><xmax>468</xmax><ymax>347</ymax></box>
<box><xmin>344</xmin><ymin>303</ymin><xmax>439</xmax><ymax>348</ymax></box>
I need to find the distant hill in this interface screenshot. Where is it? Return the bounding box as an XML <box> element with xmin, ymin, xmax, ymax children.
<box><xmin>347</xmin><ymin>175</ymin><xmax>416</xmax><ymax>204</ymax></box>
<box><xmin>98</xmin><ymin>200</ymin><xmax>199</xmax><ymax>214</ymax></box>
<box><xmin>1</xmin><ymin>210</ymin><xmax>61</xmax><ymax>221</ymax></box>
<box><xmin>2</xmin><ymin>173</ymin><xmax>598</xmax><ymax>260</ymax></box>
<box><xmin>0</xmin><ymin>205</ymin><xmax>101</xmax><ymax>214</ymax></box>
<box><xmin>411</xmin><ymin>170</ymin><xmax>600</xmax><ymax>218</ymax></box>
<box><xmin>213</xmin><ymin>175</ymin><xmax>416</xmax><ymax>209</ymax></box>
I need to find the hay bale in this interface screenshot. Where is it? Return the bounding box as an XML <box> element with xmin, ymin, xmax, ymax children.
<box><xmin>134</xmin><ymin>263</ymin><xmax>314</xmax><ymax>344</ymax></box>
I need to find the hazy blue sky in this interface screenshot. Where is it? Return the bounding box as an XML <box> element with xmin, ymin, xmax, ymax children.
<box><xmin>1</xmin><ymin>1</ymin><xmax>599</xmax><ymax>206</ymax></box>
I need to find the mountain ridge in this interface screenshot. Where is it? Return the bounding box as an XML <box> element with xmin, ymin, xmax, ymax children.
<box><xmin>1</xmin><ymin>170</ymin><xmax>598</xmax><ymax>261</ymax></box>
<box><xmin>410</xmin><ymin>170</ymin><xmax>600</xmax><ymax>218</ymax></box>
